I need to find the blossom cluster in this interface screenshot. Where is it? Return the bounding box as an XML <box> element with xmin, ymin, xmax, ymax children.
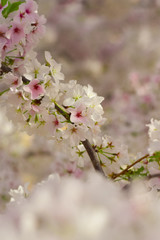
<box><xmin>0</xmin><ymin>0</ymin><xmax>46</xmax><ymax>65</ymax></box>
<box><xmin>0</xmin><ymin>0</ymin><xmax>105</xmax><ymax>153</ymax></box>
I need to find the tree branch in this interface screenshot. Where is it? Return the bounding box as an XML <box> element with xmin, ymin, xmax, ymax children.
<box><xmin>148</xmin><ymin>173</ymin><xmax>160</xmax><ymax>179</ymax></box>
<box><xmin>82</xmin><ymin>139</ymin><xmax>106</xmax><ymax>176</ymax></box>
<box><xmin>111</xmin><ymin>154</ymin><xmax>149</xmax><ymax>179</ymax></box>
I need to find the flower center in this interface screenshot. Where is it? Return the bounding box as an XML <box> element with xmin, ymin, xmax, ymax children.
<box><xmin>76</xmin><ymin>111</ymin><xmax>82</xmax><ymax>118</ymax></box>
<box><xmin>26</xmin><ymin>8</ymin><xmax>31</xmax><ymax>14</ymax></box>
<box><xmin>19</xmin><ymin>12</ymin><xmax>25</xmax><ymax>19</ymax></box>
<box><xmin>53</xmin><ymin>119</ymin><xmax>59</xmax><ymax>126</ymax></box>
<box><xmin>13</xmin><ymin>79</ymin><xmax>18</xmax><ymax>86</ymax></box>
<box><xmin>71</xmin><ymin>127</ymin><xmax>77</xmax><ymax>133</ymax></box>
<box><xmin>14</xmin><ymin>27</ymin><xmax>21</xmax><ymax>34</ymax></box>
<box><xmin>0</xmin><ymin>31</ymin><xmax>4</xmax><ymax>38</ymax></box>
<box><xmin>34</xmin><ymin>84</ymin><xmax>40</xmax><ymax>90</ymax></box>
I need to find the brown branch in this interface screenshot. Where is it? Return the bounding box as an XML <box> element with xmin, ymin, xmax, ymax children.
<box><xmin>112</xmin><ymin>154</ymin><xmax>149</xmax><ymax>180</ymax></box>
<box><xmin>0</xmin><ymin>63</ymin><xmax>30</xmax><ymax>84</ymax></box>
<box><xmin>0</xmin><ymin>64</ymin><xmax>10</xmax><ymax>75</ymax></box>
<box><xmin>82</xmin><ymin>139</ymin><xmax>106</xmax><ymax>176</ymax></box>
<box><xmin>0</xmin><ymin>63</ymin><xmax>106</xmax><ymax>177</ymax></box>
<box><xmin>148</xmin><ymin>173</ymin><xmax>160</xmax><ymax>179</ymax></box>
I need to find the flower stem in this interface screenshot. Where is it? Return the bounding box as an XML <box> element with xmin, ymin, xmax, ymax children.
<box><xmin>54</xmin><ymin>101</ymin><xmax>71</xmax><ymax>122</ymax></box>
<box><xmin>0</xmin><ymin>88</ymin><xmax>9</xmax><ymax>96</ymax></box>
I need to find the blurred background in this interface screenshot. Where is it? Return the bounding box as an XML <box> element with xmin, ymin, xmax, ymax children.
<box><xmin>1</xmin><ymin>0</ymin><xmax>160</xmax><ymax>207</ymax></box>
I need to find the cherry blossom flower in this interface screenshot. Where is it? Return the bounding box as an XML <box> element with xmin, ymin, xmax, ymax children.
<box><xmin>69</xmin><ymin>103</ymin><xmax>88</xmax><ymax>124</ymax></box>
<box><xmin>8</xmin><ymin>22</ymin><xmax>25</xmax><ymax>44</ymax></box>
<box><xmin>44</xmin><ymin>114</ymin><xmax>64</xmax><ymax>137</ymax></box>
<box><xmin>27</xmin><ymin>14</ymin><xmax>46</xmax><ymax>43</ymax></box>
<box><xmin>45</xmin><ymin>51</ymin><xmax>64</xmax><ymax>83</ymax></box>
<box><xmin>63</xmin><ymin>83</ymin><xmax>85</xmax><ymax>106</ymax></box>
<box><xmin>64</xmin><ymin>124</ymin><xmax>88</xmax><ymax>146</ymax></box>
<box><xmin>9</xmin><ymin>183</ymin><xmax>29</xmax><ymax>203</ymax></box>
<box><xmin>2</xmin><ymin>72</ymin><xmax>22</xmax><ymax>91</ymax></box>
<box><xmin>147</xmin><ymin>119</ymin><xmax>160</xmax><ymax>142</ymax></box>
<box><xmin>19</xmin><ymin>0</ymin><xmax>38</xmax><ymax>20</ymax></box>
<box><xmin>29</xmin><ymin>104</ymin><xmax>40</xmax><ymax>116</ymax></box>
<box><xmin>23</xmin><ymin>79</ymin><xmax>44</xmax><ymax>99</ymax></box>
<box><xmin>24</xmin><ymin>58</ymin><xmax>49</xmax><ymax>80</ymax></box>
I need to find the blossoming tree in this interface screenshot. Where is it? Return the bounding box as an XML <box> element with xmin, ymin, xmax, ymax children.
<box><xmin>1</xmin><ymin>0</ymin><xmax>160</xmax><ymax>239</ymax></box>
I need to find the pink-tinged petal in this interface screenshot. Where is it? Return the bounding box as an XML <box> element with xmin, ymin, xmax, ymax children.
<box><xmin>19</xmin><ymin>0</ymin><xmax>38</xmax><ymax>15</ymax></box>
<box><xmin>24</xmin><ymin>79</ymin><xmax>44</xmax><ymax>99</ymax></box>
<box><xmin>69</xmin><ymin>104</ymin><xmax>87</xmax><ymax>124</ymax></box>
<box><xmin>44</xmin><ymin>114</ymin><xmax>62</xmax><ymax>136</ymax></box>
<box><xmin>14</xmin><ymin>10</ymin><xmax>26</xmax><ymax>23</ymax></box>
<box><xmin>10</xmin><ymin>77</ymin><xmax>22</xmax><ymax>91</ymax></box>
<box><xmin>3</xmin><ymin>73</ymin><xmax>22</xmax><ymax>91</ymax></box>
<box><xmin>0</xmin><ymin>24</ymin><xmax>8</xmax><ymax>51</ymax></box>
<box><xmin>9</xmin><ymin>22</ymin><xmax>25</xmax><ymax>44</ymax></box>
<box><xmin>30</xmin><ymin>104</ymin><xmax>40</xmax><ymax>116</ymax></box>
<box><xmin>0</xmin><ymin>24</ymin><xmax>8</xmax><ymax>37</ymax></box>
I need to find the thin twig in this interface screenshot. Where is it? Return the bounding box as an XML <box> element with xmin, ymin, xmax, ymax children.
<box><xmin>112</xmin><ymin>154</ymin><xmax>149</xmax><ymax>179</ymax></box>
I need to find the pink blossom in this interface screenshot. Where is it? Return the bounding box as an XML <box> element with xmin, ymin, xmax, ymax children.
<box><xmin>19</xmin><ymin>0</ymin><xmax>38</xmax><ymax>17</ymax></box>
<box><xmin>30</xmin><ymin>104</ymin><xmax>40</xmax><ymax>116</ymax></box>
<box><xmin>69</xmin><ymin>104</ymin><xmax>88</xmax><ymax>124</ymax></box>
<box><xmin>9</xmin><ymin>22</ymin><xmax>25</xmax><ymax>44</ymax></box>
<box><xmin>10</xmin><ymin>77</ymin><xmax>22</xmax><ymax>91</ymax></box>
<box><xmin>3</xmin><ymin>73</ymin><xmax>22</xmax><ymax>91</ymax></box>
<box><xmin>23</xmin><ymin>79</ymin><xmax>44</xmax><ymax>99</ymax></box>
<box><xmin>44</xmin><ymin>114</ymin><xmax>62</xmax><ymax>136</ymax></box>
<box><xmin>13</xmin><ymin>64</ymin><xmax>26</xmax><ymax>76</ymax></box>
<box><xmin>0</xmin><ymin>24</ymin><xmax>8</xmax><ymax>51</ymax></box>
<box><xmin>13</xmin><ymin>10</ymin><xmax>27</xmax><ymax>23</ymax></box>
<box><xmin>66</xmin><ymin>162</ymin><xmax>83</xmax><ymax>178</ymax></box>
<box><xmin>28</xmin><ymin>15</ymin><xmax>46</xmax><ymax>42</ymax></box>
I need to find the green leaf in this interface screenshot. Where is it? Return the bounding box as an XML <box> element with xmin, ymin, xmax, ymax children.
<box><xmin>149</xmin><ymin>152</ymin><xmax>160</xmax><ymax>165</ymax></box>
<box><xmin>1</xmin><ymin>0</ymin><xmax>8</xmax><ymax>6</ymax></box>
<box><xmin>118</xmin><ymin>166</ymin><xmax>148</xmax><ymax>181</ymax></box>
<box><xmin>2</xmin><ymin>1</ymin><xmax>24</xmax><ymax>18</ymax></box>
<box><xmin>8</xmin><ymin>1</ymin><xmax>23</xmax><ymax>13</ymax></box>
<box><xmin>2</xmin><ymin>1</ymin><xmax>11</xmax><ymax>18</ymax></box>
<box><xmin>0</xmin><ymin>88</ymin><xmax>10</xmax><ymax>96</ymax></box>
<box><xmin>34</xmin><ymin>114</ymin><xmax>39</xmax><ymax>123</ymax></box>
<box><xmin>5</xmin><ymin>57</ymin><xmax>14</xmax><ymax>66</ymax></box>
